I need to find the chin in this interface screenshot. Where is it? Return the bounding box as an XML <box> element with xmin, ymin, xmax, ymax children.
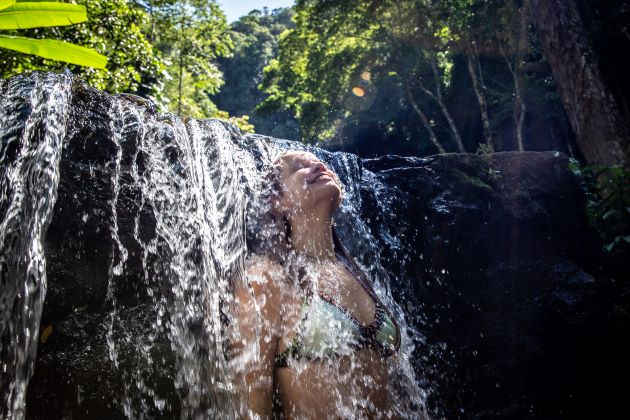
<box><xmin>310</xmin><ymin>183</ymin><xmax>342</xmax><ymax>209</ymax></box>
<box><xmin>328</xmin><ymin>186</ymin><xmax>343</xmax><ymax>209</ymax></box>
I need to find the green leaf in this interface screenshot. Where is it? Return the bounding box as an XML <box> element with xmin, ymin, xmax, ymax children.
<box><xmin>0</xmin><ymin>35</ymin><xmax>107</xmax><ymax>68</ymax></box>
<box><xmin>0</xmin><ymin>0</ymin><xmax>15</xmax><ymax>10</ymax></box>
<box><xmin>602</xmin><ymin>209</ymin><xmax>620</xmax><ymax>220</ymax></box>
<box><xmin>0</xmin><ymin>1</ymin><xmax>15</xmax><ymax>13</ymax></box>
<box><xmin>0</xmin><ymin>2</ymin><xmax>86</xmax><ymax>30</ymax></box>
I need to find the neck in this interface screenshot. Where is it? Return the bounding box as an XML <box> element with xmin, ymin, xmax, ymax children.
<box><xmin>289</xmin><ymin>207</ymin><xmax>336</xmax><ymax>261</ymax></box>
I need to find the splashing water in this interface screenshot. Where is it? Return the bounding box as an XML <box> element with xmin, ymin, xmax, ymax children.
<box><xmin>234</xmin><ymin>137</ymin><xmax>428</xmax><ymax>417</ymax></box>
<box><xmin>0</xmin><ymin>73</ymin><xmax>72</xmax><ymax>419</ymax></box>
<box><xmin>0</xmin><ymin>74</ymin><xmax>428</xmax><ymax>418</ymax></box>
<box><xmin>100</xmin><ymin>97</ymin><xmax>255</xmax><ymax>418</ymax></box>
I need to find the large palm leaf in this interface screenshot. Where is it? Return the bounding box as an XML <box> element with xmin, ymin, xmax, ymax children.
<box><xmin>0</xmin><ymin>2</ymin><xmax>87</xmax><ymax>29</ymax></box>
<box><xmin>0</xmin><ymin>35</ymin><xmax>107</xmax><ymax>68</ymax></box>
<box><xmin>0</xmin><ymin>1</ymin><xmax>107</xmax><ymax>69</ymax></box>
<box><xmin>0</xmin><ymin>1</ymin><xmax>16</xmax><ymax>12</ymax></box>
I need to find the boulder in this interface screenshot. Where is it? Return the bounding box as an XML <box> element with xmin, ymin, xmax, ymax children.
<box><xmin>362</xmin><ymin>151</ymin><xmax>630</xmax><ymax>418</ymax></box>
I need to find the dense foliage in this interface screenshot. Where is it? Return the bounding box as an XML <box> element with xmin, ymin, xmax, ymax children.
<box><xmin>0</xmin><ymin>0</ymin><xmax>627</xmax><ymax>163</ymax></box>
<box><xmin>0</xmin><ymin>0</ymin><xmax>159</xmax><ymax>93</ymax></box>
<box><xmin>0</xmin><ymin>0</ymin><xmax>252</xmax><ymax>131</ymax></box>
<box><xmin>258</xmin><ymin>0</ymin><xmax>569</xmax><ymax>155</ymax></box>
<box><xmin>212</xmin><ymin>7</ymin><xmax>299</xmax><ymax>139</ymax></box>
<box><xmin>0</xmin><ymin>1</ymin><xmax>107</xmax><ymax>69</ymax></box>
<box><xmin>141</xmin><ymin>1</ymin><xmax>229</xmax><ymax>114</ymax></box>
<box><xmin>572</xmin><ymin>162</ymin><xmax>630</xmax><ymax>255</ymax></box>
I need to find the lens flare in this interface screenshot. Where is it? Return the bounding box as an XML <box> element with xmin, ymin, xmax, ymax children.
<box><xmin>352</xmin><ymin>86</ymin><xmax>365</xmax><ymax>97</ymax></box>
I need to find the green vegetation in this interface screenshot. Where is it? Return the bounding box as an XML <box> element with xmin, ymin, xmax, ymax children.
<box><xmin>144</xmin><ymin>0</ymin><xmax>230</xmax><ymax>116</ymax></box>
<box><xmin>257</xmin><ymin>0</ymin><xmax>567</xmax><ymax>154</ymax></box>
<box><xmin>137</xmin><ymin>0</ymin><xmax>253</xmax><ymax>131</ymax></box>
<box><xmin>0</xmin><ymin>0</ymin><xmax>159</xmax><ymax>93</ymax></box>
<box><xmin>0</xmin><ymin>1</ymin><xmax>107</xmax><ymax>68</ymax></box>
<box><xmin>212</xmin><ymin>7</ymin><xmax>298</xmax><ymax>139</ymax></box>
<box><xmin>0</xmin><ymin>0</ymin><xmax>627</xmax><ymax>164</ymax></box>
<box><xmin>572</xmin><ymin>162</ymin><xmax>630</xmax><ymax>255</ymax></box>
<box><xmin>0</xmin><ymin>0</ymin><xmax>251</xmax><ymax>131</ymax></box>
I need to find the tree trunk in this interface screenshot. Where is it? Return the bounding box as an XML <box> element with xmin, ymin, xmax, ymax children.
<box><xmin>499</xmin><ymin>48</ymin><xmax>520</xmax><ymax>149</ymax></box>
<box><xmin>465</xmin><ymin>47</ymin><xmax>494</xmax><ymax>151</ymax></box>
<box><xmin>429</xmin><ymin>59</ymin><xmax>466</xmax><ymax>152</ymax></box>
<box><xmin>513</xmin><ymin>75</ymin><xmax>526</xmax><ymax>152</ymax></box>
<box><xmin>529</xmin><ymin>0</ymin><xmax>630</xmax><ymax>167</ymax></box>
<box><xmin>178</xmin><ymin>52</ymin><xmax>183</xmax><ymax>117</ymax></box>
<box><xmin>514</xmin><ymin>2</ymin><xmax>528</xmax><ymax>152</ymax></box>
<box><xmin>404</xmin><ymin>77</ymin><xmax>446</xmax><ymax>153</ymax></box>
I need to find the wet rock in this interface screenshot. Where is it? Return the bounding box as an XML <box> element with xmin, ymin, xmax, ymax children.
<box><xmin>23</xmin><ymin>75</ymin><xmax>243</xmax><ymax>419</ymax></box>
<box><xmin>363</xmin><ymin>151</ymin><xmax>630</xmax><ymax>418</ymax></box>
<box><xmin>28</xmin><ymin>304</ymin><xmax>177</xmax><ymax>420</ymax></box>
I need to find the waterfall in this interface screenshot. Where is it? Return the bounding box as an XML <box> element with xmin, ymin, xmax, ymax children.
<box><xmin>0</xmin><ymin>73</ymin><xmax>426</xmax><ymax>419</ymax></box>
<box><xmin>0</xmin><ymin>73</ymin><xmax>72</xmax><ymax>419</ymax></box>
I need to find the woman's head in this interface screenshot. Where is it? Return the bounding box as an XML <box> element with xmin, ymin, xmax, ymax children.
<box><xmin>250</xmin><ymin>150</ymin><xmax>344</xmax><ymax>260</ymax></box>
<box><xmin>269</xmin><ymin>151</ymin><xmax>343</xmax><ymax>222</ymax></box>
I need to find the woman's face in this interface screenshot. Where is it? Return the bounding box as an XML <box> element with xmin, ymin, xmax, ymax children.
<box><xmin>275</xmin><ymin>151</ymin><xmax>343</xmax><ymax>217</ymax></box>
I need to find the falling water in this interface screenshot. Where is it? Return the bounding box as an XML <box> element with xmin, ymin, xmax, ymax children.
<box><xmin>0</xmin><ymin>73</ymin><xmax>72</xmax><ymax>419</ymax></box>
<box><xmin>99</xmin><ymin>95</ymin><xmax>255</xmax><ymax>418</ymax></box>
<box><xmin>0</xmin><ymin>73</ymin><xmax>427</xmax><ymax>418</ymax></box>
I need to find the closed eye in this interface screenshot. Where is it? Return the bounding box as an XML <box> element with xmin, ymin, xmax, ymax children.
<box><xmin>293</xmin><ymin>159</ymin><xmax>312</xmax><ymax>172</ymax></box>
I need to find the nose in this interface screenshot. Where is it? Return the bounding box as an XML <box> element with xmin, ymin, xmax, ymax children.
<box><xmin>312</xmin><ymin>161</ymin><xmax>327</xmax><ymax>172</ymax></box>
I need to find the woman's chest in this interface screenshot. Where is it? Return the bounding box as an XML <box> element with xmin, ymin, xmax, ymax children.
<box><xmin>308</xmin><ymin>263</ymin><xmax>375</xmax><ymax>326</ymax></box>
<box><xmin>276</xmin><ymin>262</ymin><xmax>378</xmax><ymax>358</ymax></box>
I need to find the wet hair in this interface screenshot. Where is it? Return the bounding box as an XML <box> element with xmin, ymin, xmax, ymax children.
<box><xmin>245</xmin><ymin>157</ymin><xmax>289</xmax><ymax>260</ymax></box>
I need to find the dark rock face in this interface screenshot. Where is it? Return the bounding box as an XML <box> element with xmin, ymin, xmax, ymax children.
<box><xmin>27</xmin><ymin>82</ymin><xmax>181</xmax><ymax>419</ymax></box>
<box><xmin>1</xmin><ymin>73</ymin><xmax>628</xmax><ymax>419</ymax></box>
<box><xmin>361</xmin><ymin>152</ymin><xmax>630</xmax><ymax>418</ymax></box>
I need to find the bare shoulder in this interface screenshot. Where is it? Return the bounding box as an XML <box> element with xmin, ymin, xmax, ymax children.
<box><xmin>245</xmin><ymin>254</ymin><xmax>283</xmax><ymax>278</ymax></box>
<box><xmin>235</xmin><ymin>254</ymin><xmax>285</xmax><ymax>306</ymax></box>
<box><xmin>245</xmin><ymin>254</ymin><xmax>284</xmax><ymax>288</ymax></box>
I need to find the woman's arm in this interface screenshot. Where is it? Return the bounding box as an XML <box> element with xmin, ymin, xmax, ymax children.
<box><xmin>228</xmin><ymin>257</ymin><xmax>282</xmax><ymax>418</ymax></box>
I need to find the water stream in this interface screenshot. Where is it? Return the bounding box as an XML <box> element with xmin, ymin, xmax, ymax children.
<box><xmin>0</xmin><ymin>73</ymin><xmax>427</xmax><ymax>418</ymax></box>
<box><xmin>0</xmin><ymin>73</ymin><xmax>72</xmax><ymax>419</ymax></box>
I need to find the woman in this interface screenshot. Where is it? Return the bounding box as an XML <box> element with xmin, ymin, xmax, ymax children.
<box><xmin>229</xmin><ymin>151</ymin><xmax>400</xmax><ymax>418</ymax></box>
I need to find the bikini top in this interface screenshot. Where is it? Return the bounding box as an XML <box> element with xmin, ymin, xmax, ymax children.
<box><xmin>274</xmin><ymin>287</ymin><xmax>400</xmax><ymax>368</ymax></box>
